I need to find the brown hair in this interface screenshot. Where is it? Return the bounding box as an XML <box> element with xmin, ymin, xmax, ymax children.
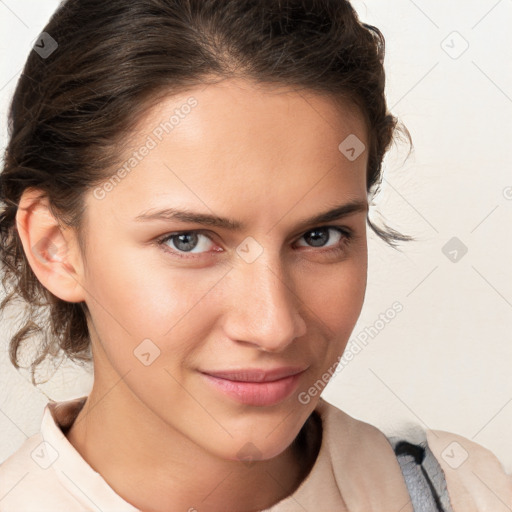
<box><xmin>0</xmin><ymin>0</ymin><xmax>414</xmax><ymax>385</ymax></box>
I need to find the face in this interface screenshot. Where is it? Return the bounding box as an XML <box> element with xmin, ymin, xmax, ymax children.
<box><xmin>77</xmin><ymin>78</ymin><xmax>369</xmax><ymax>461</ymax></box>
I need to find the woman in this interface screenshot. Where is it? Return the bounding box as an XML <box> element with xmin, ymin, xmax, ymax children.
<box><xmin>0</xmin><ymin>1</ymin><xmax>510</xmax><ymax>511</ymax></box>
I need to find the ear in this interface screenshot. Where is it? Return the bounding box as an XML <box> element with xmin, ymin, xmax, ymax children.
<box><xmin>15</xmin><ymin>187</ymin><xmax>87</xmax><ymax>303</ymax></box>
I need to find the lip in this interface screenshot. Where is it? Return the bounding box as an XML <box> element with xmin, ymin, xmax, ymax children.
<box><xmin>200</xmin><ymin>366</ymin><xmax>307</xmax><ymax>406</ymax></box>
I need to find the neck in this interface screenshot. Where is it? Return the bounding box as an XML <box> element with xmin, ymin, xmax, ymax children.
<box><xmin>65</xmin><ymin>384</ymin><xmax>321</xmax><ymax>512</ymax></box>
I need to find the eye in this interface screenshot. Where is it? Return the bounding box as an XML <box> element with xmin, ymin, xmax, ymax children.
<box><xmin>155</xmin><ymin>226</ymin><xmax>354</xmax><ymax>259</ymax></box>
<box><xmin>295</xmin><ymin>226</ymin><xmax>353</xmax><ymax>253</ymax></box>
<box><xmin>157</xmin><ymin>231</ymin><xmax>216</xmax><ymax>257</ymax></box>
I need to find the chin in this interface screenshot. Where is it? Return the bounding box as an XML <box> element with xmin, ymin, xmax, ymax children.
<box><xmin>207</xmin><ymin>431</ymin><xmax>293</xmax><ymax>464</ymax></box>
<box><xmin>223</xmin><ymin>442</ymin><xmax>289</xmax><ymax>464</ymax></box>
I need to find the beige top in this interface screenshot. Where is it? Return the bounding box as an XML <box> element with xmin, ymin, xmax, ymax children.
<box><xmin>0</xmin><ymin>396</ymin><xmax>510</xmax><ymax>511</ymax></box>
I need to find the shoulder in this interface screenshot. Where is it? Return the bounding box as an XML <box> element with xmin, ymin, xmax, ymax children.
<box><xmin>318</xmin><ymin>399</ymin><xmax>512</xmax><ymax>511</ymax></box>
<box><xmin>0</xmin><ymin>432</ymin><xmax>80</xmax><ymax>511</ymax></box>
<box><xmin>0</xmin><ymin>431</ymin><xmax>43</xmax><ymax>490</ymax></box>
<box><xmin>0</xmin><ymin>397</ymin><xmax>138</xmax><ymax>512</ymax></box>
<box><xmin>313</xmin><ymin>398</ymin><xmax>415</xmax><ymax>510</ymax></box>
<box><xmin>388</xmin><ymin>424</ymin><xmax>512</xmax><ymax>511</ymax></box>
<box><xmin>426</xmin><ymin>429</ymin><xmax>512</xmax><ymax>511</ymax></box>
<box><xmin>316</xmin><ymin>396</ymin><xmax>404</xmax><ymax>459</ymax></box>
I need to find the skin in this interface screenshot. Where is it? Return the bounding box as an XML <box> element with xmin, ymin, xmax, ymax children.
<box><xmin>16</xmin><ymin>78</ymin><xmax>369</xmax><ymax>512</ymax></box>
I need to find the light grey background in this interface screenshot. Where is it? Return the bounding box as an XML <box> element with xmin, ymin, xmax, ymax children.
<box><xmin>1</xmin><ymin>0</ymin><xmax>511</xmax><ymax>472</ymax></box>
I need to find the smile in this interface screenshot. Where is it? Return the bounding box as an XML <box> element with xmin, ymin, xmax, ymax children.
<box><xmin>200</xmin><ymin>369</ymin><xmax>306</xmax><ymax>406</ymax></box>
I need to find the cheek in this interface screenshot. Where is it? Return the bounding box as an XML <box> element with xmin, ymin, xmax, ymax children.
<box><xmin>302</xmin><ymin>256</ymin><xmax>367</xmax><ymax>327</ymax></box>
<box><xmin>301</xmin><ymin>256</ymin><xmax>368</xmax><ymax>375</ymax></box>
<box><xmin>81</xmin><ymin>245</ymin><xmax>222</xmax><ymax>364</ymax></box>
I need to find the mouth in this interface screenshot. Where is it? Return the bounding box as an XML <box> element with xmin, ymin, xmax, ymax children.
<box><xmin>200</xmin><ymin>367</ymin><xmax>308</xmax><ymax>407</ymax></box>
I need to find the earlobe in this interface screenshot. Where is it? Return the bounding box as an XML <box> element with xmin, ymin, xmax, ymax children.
<box><xmin>15</xmin><ymin>187</ymin><xmax>86</xmax><ymax>303</ymax></box>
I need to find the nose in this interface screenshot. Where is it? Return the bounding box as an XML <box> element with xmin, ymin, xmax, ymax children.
<box><xmin>224</xmin><ymin>255</ymin><xmax>307</xmax><ymax>353</ymax></box>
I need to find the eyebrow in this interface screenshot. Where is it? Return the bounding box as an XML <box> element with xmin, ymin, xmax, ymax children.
<box><xmin>134</xmin><ymin>199</ymin><xmax>368</xmax><ymax>231</ymax></box>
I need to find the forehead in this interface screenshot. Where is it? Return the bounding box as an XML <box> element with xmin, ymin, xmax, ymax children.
<box><xmin>88</xmin><ymin>78</ymin><xmax>368</xmax><ymax>228</ymax></box>
<box><xmin>138</xmin><ymin>78</ymin><xmax>367</xmax><ymax>159</ymax></box>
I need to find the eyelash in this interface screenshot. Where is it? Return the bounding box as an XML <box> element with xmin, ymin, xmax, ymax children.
<box><xmin>155</xmin><ymin>226</ymin><xmax>354</xmax><ymax>260</ymax></box>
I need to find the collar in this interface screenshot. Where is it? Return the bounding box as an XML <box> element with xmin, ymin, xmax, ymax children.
<box><xmin>42</xmin><ymin>396</ymin><xmax>139</xmax><ymax>511</ymax></box>
<box><xmin>41</xmin><ymin>395</ymin><xmax>412</xmax><ymax>512</ymax></box>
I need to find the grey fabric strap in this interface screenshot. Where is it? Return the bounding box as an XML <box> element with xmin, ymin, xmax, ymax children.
<box><xmin>389</xmin><ymin>437</ymin><xmax>454</xmax><ymax>512</ymax></box>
